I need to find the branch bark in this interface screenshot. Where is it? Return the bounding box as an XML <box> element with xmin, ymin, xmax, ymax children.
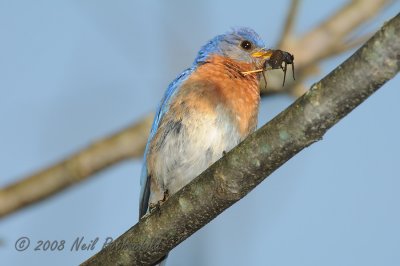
<box><xmin>0</xmin><ymin>1</ymin><xmax>392</xmax><ymax>219</ymax></box>
<box><xmin>81</xmin><ymin>13</ymin><xmax>400</xmax><ymax>266</ymax></box>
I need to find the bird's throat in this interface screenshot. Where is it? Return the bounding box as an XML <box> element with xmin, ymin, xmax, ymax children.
<box><xmin>190</xmin><ymin>55</ymin><xmax>261</xmax><ymax>136</ymax></box>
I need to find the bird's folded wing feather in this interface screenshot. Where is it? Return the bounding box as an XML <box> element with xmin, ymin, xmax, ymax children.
<box><xmin>139</xmin><ymin>67</ymin><xmax>195</xmax><ymax>217</ymax></box>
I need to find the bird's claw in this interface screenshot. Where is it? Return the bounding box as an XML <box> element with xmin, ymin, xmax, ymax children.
<box><xmin>149</xmin><ymin>190</ymin><xmax>169</xmax><ymax>213</ymax></box>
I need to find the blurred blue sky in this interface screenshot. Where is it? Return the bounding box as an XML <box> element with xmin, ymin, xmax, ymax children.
<box><xmin>1</xmin><ymin>1</ymin><xmax>399</xmax><ymax>265</ymax></box>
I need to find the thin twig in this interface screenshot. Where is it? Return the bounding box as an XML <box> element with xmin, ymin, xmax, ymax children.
<box><xmin>320</xmin><ymin>33</ymin><xmax>374</xmax><ymax>59</ymax></box>
<box><xmin>277</xmin><ymin>0</ymin><xmax>300</xmax><ymax>48</ymax></box>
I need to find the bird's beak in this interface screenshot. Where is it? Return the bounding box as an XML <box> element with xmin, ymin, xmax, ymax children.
<box><xmin>251</xmin><ymin>49</ymin><xmax>273</xmax><ymax>59</ymax></box>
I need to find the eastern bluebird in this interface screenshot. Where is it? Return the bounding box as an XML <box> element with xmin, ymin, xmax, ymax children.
<box><xmin>139</xmin><ymin>27</ymin><xmax>271</xmax><ymax>265</ymax></box>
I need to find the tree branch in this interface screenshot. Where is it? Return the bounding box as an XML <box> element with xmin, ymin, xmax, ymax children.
<box><xmin>81</xmin><ymin>13</ymin><xmax>400</xmax><ymax>266</ymax></box>
<box><xmin>0</xmin><ymin>1</ymin><xmax>392</xmax><ymax>219</ymax></box>
<box><xmin>0</xmin><ymin>114</ymin><xmax>153</xmax><ymax>218</ymax></box>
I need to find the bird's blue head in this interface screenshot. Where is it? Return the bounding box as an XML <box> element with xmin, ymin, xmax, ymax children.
<box><xmin>194</xmin><ymin>27</ymin><xmax>269</xmax><ymax>66</ymax></box>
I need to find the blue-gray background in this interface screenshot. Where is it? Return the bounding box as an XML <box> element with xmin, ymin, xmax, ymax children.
<box><xmin>1</xmin><ymin>1</ymin><xmax>399</xmax><ymax>265</ymax></box>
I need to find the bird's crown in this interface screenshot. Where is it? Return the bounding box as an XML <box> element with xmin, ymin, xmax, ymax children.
<box><xmin>194</xmin><ymin>27</ymin><xmax>266</xmax><ymax>65</ymax></box>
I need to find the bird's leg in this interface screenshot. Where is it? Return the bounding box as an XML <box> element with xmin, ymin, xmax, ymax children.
<box><xmin>162</xmin><ymin>189</ymin><xmax>169</xmax><ymax>202</ymax></box>
<box><xmin>149</xmin><ymin>189</ymin><xmax>170</xmax><ymax>213</ymax></box>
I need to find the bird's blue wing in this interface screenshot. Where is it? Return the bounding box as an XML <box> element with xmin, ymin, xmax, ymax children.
<box><xmin>139</xmin><ymin>67</ymin><xmax>194</xmax><ymax>217</ymax></box>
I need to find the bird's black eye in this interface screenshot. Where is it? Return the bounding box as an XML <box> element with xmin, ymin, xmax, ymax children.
<box><xmin>240</xmin><ymin>40</ymin><xmax>253</xmax><ymax>50</ymax></box>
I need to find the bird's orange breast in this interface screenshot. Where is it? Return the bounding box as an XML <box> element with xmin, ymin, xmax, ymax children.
<box><xmin>187</xmin><ymin>54</ymin><xmax>261</xmax><ymax>136</ymax></box>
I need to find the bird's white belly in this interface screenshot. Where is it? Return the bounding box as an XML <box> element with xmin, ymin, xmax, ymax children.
<box><xmin>152</xmin><ymin>111</ymin><xmax>242</xmax><ymax>195</ymax></box>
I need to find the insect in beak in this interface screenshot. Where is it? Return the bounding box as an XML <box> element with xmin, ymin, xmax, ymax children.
<box><xmin>264</xmin><ymin>50</ymin><xmax>295</xmax><ymax>87</ymax></box>
<box><xmin>243</xmin><ymin>49</ymin><xmax>295</xmax><ymax>87</ymax></box>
